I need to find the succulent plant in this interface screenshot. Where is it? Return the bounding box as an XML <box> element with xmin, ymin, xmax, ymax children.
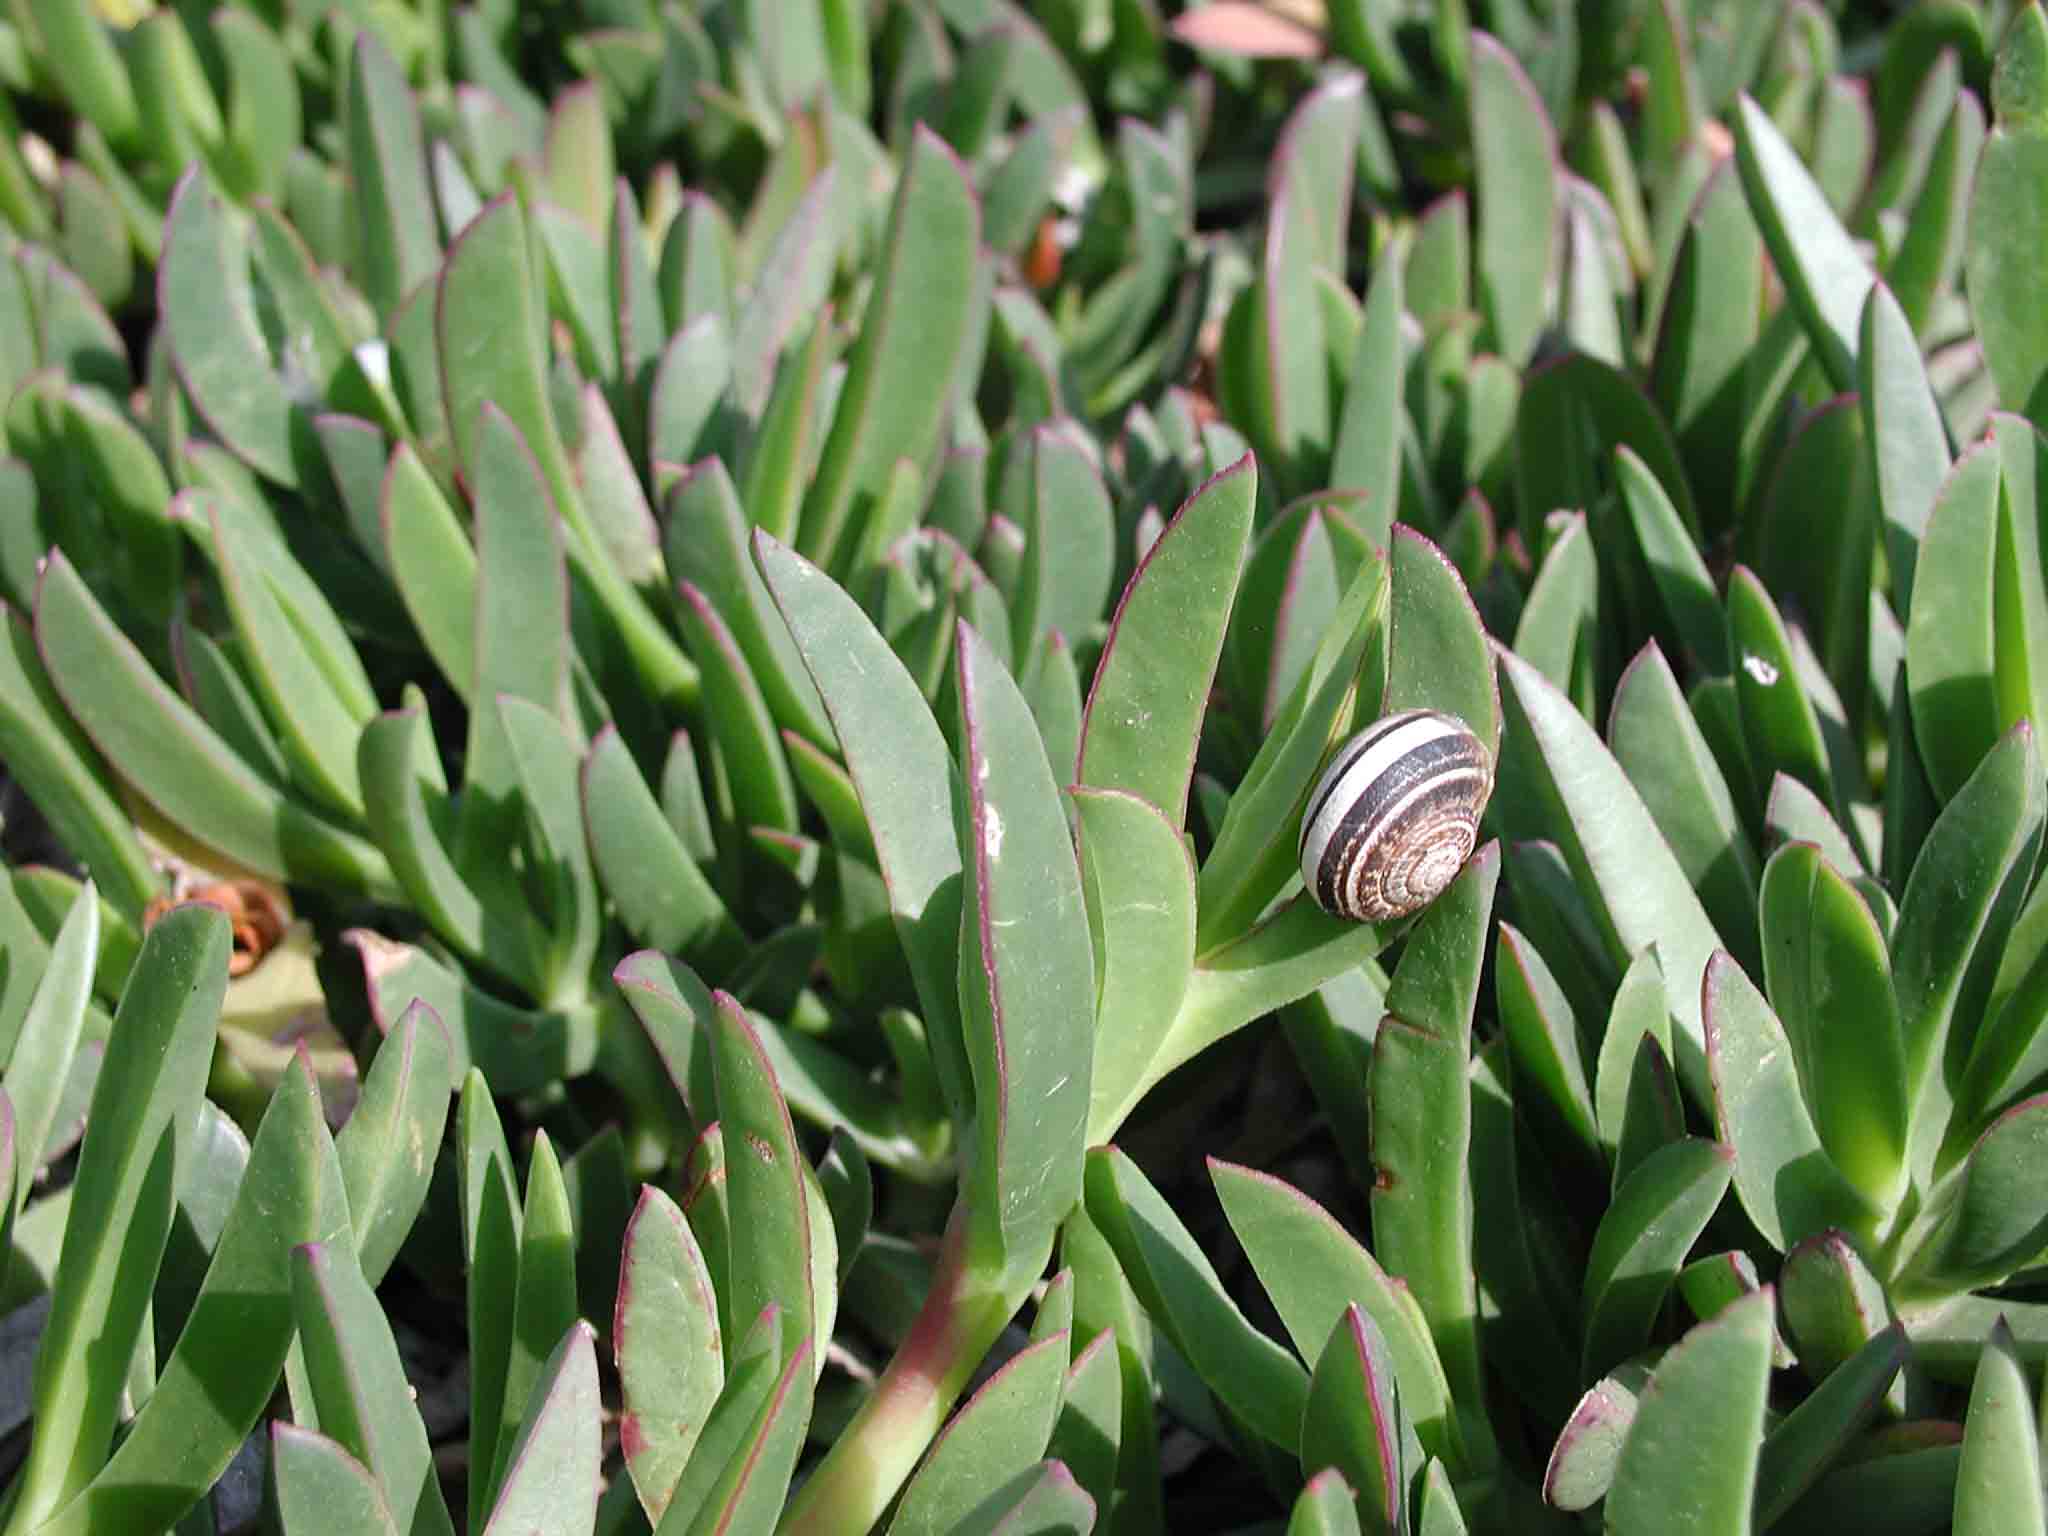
<box><xmin>1</xmin><ymin>1</ymin><xmax>2047</xmax><ymax>1534</ymax></box>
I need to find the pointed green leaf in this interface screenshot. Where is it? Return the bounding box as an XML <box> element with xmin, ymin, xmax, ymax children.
<box><xmin>1210</xmin><ymin>1158</ymin><xmax>1462</xmax><ymax>1473</ymax></box>
<box><xmin>1079</xmin><ymin>456</ymin><xmax>1256</xmax><ymax>827</ymax></box>
<box><xmin>271</xmin><ymin>1426</ymin><xmax>401</xmax><ymax>1536</ymax></box>
<box><xmin>11</xmin><ymin>906</ymin><xmax>226</xmax><ymax>1531</ymax></box>
<box><xmin>1704</xmin><ymin>953</ymin><xmax>1877</xmax><ymax>1252</ymax></box>
<box><xmin>1965</xmin><ymin>4</ymin><xmax>2048</xmax><ymax>418</ymax></box>
<box><xmin>481</xmin><ymin>1322</ymin><xmax>601</xmax><ymax>1536</ymax></box>
<box><xmin>1085</xmin><ymin>1148</ymin><xmax>1308</xmax><ymax>1452</ymax></box>
<box><xmin>956</xmin><ymin>619</ymin><xmax>1094</xmax><ymax>1277</ymax></box>
<box><xmin>1470</xmin><ymin>33</ymin><xmax>1559</xmax><ymax>365</ymax></box>
<box><xmin>889</xmin><ymin>1332</ymin><xmax>1067</xmax><ymax>1536</ymax></box>
<box><xmin>799</xmin><ymin>127</ymin><xmax>979</xmax><ymax>574</ymax></box>
<box><xmin>1605</xmin><ymin>1290</ymin><xmax>1773</xmax><ymax>1535</ymax></box>
<box><xmin>1581</xmin><ymin>1138</ymin><xmax>1732</xmax><ymax>1380</ymax></box>
<box><xmin>1734</xmin><ymin>93</ymin><xmax>1875</xmax><ymax>390</ymax></box>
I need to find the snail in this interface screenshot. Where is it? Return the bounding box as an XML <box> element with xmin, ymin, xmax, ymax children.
<box><xmin>1297</xmin><ymin>708</ymin><xmax>1494</xmax><ymax>922</ymax></box>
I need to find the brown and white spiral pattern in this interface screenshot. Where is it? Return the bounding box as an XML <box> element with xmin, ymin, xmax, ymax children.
<box><xmin>1297</xmin><ymin>708</ymin><xmax>1494</xmax><ymax>922</ymax></box>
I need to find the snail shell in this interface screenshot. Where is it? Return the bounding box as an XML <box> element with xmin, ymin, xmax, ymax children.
<box><xmin>1298</xmin><ymin>708</ymin><xmax>1494</xmax><ymax>922</ymax></box>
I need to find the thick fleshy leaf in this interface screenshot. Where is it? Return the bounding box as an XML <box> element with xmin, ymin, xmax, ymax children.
<box><xmin>335</xmin><ymin>1002</ymin><xmax>453</xmax><ymax>1288</ymax></box>
<box><xmin>1512</xmin><ymin>511</ymin><xmax>1597</xmax><ymax>717</ymax></box>
<box><xmin>1515</xmin><ymin>351</ymin><xmax>1698</xmax><ymax>575</ymax></box>
<box><xmin>662</xmin><ymin>1323</ymin><xmax>813</xmax><ymax>1536</ymax></box>
<box><xmin>582</xmin><ymin>728</ymin><xmax>744</xmax><ymax>969</ymax></box>
<box><xmin>1076</xmin><ymin>787</ymin><xmax>1195</xmax><ymax>1142</ymax></box>
<box><xmin>1755</xmin><ymin>1325</ymin><xmax>1908</xmax><ymax>1529</ymax></box>
<box><xmin>10</xmin><ymin>906</ymin><xmax>227</xmax><ymax>1531</ymax></box>
<box><xmin>3</xmin><ymin>881</ymin><xmax>94</xmax><ymax>1215</ymax></box>
<box><xmin>0</xmin><ymin>609</ymin><xmax>157</xmax><ymax>919</ymax></box>
<box><xmin>948</xmin><ymin>1462</ymin><xmax>1095</xmax><ymax>1536</ymax></box>
<box><xmin>955</xmin><ymin>620</ymin><xmax>1094</xmax><ymax>1277</ymax></box>
<box><xmin>1197</xmin><ymin>550</ymin><xmax>1387</xmax><ymax>948</ymax></box>
<box><xmin>1603</xmin><ymin>1289</ymin><xmax>1774</xmax><ymax>1536</ymax></box>
<box><xmin>480</xmin><ymin>1134</ymin><xmax>579</xmax><ymax>1510</ymax></box>
<box><xmin>572</xmin><ymin>384</ymin><xmax>660</xmax><ymax>592</ymax></box>
<box><xmin>211</xmin><ymin>10</ymin><xmax>298</xmax><ymax>201</ymax></box>
<box><xmin>1727</xmin><ymin>567</ymin><xmax>1855</xmax><ymax>844</ymax></box>
<box><xmin>1496</xmin><ymin>922</ymin><xmax>1600</xmax><ymax>1160</ymax></box>
<box><xmin>440</xmin><ymin>195</ymin><xmax>695</xmax><ymax>711</ymax></box>
<box><xmin>757</xmin><ymin>531</ymin><xmax>968</xmax><ymax>1121</ymax></box>
<box><xmin>458</xmin><ymin>1069</ymin><xmax>522</xmax><ymax>1535</ymax></box>
<box><xmin>1733</xmin><ymin>94</ymin><xmax>1874</xmax><ymax>390</ymax></box>
<box><xmin>616</xmin><ymin>1187</ymin><xmax>722</xmax><ymax>1527</ymax></box>
<box><xmin>1287</xmin><ymin>1470</ymin><xmax>1365</xmax><ymax>1536</ymax></box>
<box><xmin>1495</xmin><ymin>648</ymin><xmax>1722</xmax><ymax>1099</ymax></box>
<box><xmin>674</xmin><ymin>580</ymin><xmax>799</xmax><ymax>837</ymax></box>
<box><xmin>708</xmin><ymin>989</ymin><xmax>816</xmax><ymax>1380</ymax></box>
<box><xmin>160</xmin><ymin>170</ymin><xmax>300</xmax><ymax>485</ymax></box>
<box><xmin>354</xmin><ymin>708</ymin><xmax>540</xmax><ymax>987</ymax></box>
<box><xmin>345</xmin><ymin>930</ymin><xmax>599</xmax><ymax>1094</ymax></box>
<box><xmin>380</xmin><ymin>443</ymin><xmax>477</xmax><ymax>695</ymax></box>
<box><xmin>1915</xmin><ymin>1095</ymin><xmax>2048</xmax><ymax>1289</ymax></box>
<box><xmin>665</xmin><ymin>459</ymin><xmax>833</xmax><ymax>748</ymax></box>
<box><xmin>1469</xmin><ymin>33</ymin><xmax>1558</xmax><ymax>366</ymax></box>
<box><xmin>1893</xmin><ymin>723</ymin><xmax>2044</xmax><ymax>1182</ymax></box>
<box><xmin>202</xmin><ymin>498</ymin><xmax>370</xmax><ymax>822</ymax></box>
<box><xmin>1904</xmin><ymin>440</ymin><xmax>2001</xmax><ymax>801</ymax></box>
<box><xmin>488</xmin><ymin>698</ymin><xmax>600</xmax><ymax>1006</ymax></box>
<box><xmin>1331</xmin><ymin>254</ymin><xmax>1405</xmax><ymax>548</ymax></box>
<box><xmin>1704</xmin><ymin>953</ymin><xmax>1877</xmax><ymax>1252</ymax></box>
<box><xmin>1859</xmin><ymin>284</ymin><xmax>1949</xmax><ymax>612</ymax></box>
<box><xmin>1953</xmin><ymin>1318</ymin><xmax>2045</xmax><ymax>1535</ymax></box>
<box><xmin>1172</xmin><ymin>895</ymin><xmax>1394</xmax><ymax>1086</ymax></box>
<box><xmin>1776</xmin><ymin>1434</ymin><xmax>1960</xmax><ymax>1534</ymax></box>
<box><xmin>271</xmin><ymin>1426</ymin><xmax>400</xmax><ymax>1536</ymax></box>
<box><xmin>1046</xmin><ymin>1327</ymin><xmax>1119</xmax><ymax>1520</ymax></box>
<box><xmin>1246</xmin><ymin>76</ymin><xmax>1361</xmax><ymax>485</ymax></box>
<box><xmin>1386</xmin><ymin>526</ymin><xmax>1500</xmax><ymax>756</ymax></box>
<box><xmin>480</xmin><ymin>1323</ymin><xmax>601</xmax><ymax>1536</ymax></box>
<box><xmin>1891</xmin><ymin>87</ymin><xmax>1984</xmax><ymax>337</ymax></box>
<box><xmin>1960</xmin><ymin>868</ymin><xmax>2048</xmax><ymax>1126</ymax></box>
<box><xmin>290</xmin><ymin>1239</ymin><xmax>456</xmax><ymax>1536</ymax></box>
<box><xmin>1965</xmin><ymin>4</ymin><xmax>2048</xmax><ymax>418</ymax></box>
<box><xmin>1083</xmin><ymin>1147</ymin><xmax>1308</xmax><ymax>1451</ymax></box>
<box><xmin>1616</xmin><ymin>448</ymin><xmax>1728</xmax><ymax>676</ymax></box>
<box><xmin>1649</xmin><ymin>162</ymin><xmax>1761</xmax><ymax>534</ymax></box>
<box><xmin>799</xmin><ymin>127</ymin><xmax>979</xmax><ymax>573</ymax></box>
<box><xmin>889</xmin><ymin>1333</ymin><xmax>1067</xmax><ymax>1536</ymax></box>
<box><xmin>35</xmin><ymin>551</ymin><xmax>398</xmax><ymax>900</ymax></box>
<box><xmin>1542</xmin><ymin>1369</ymin><xmax>1643</xmax><ymax>1513</ymax></box>
<box><xmin>1299</xmin><ymin>1306</ymin><xmax>1404</xmax><ymax>1533</ymax></box>
<box><xmin>1608</xmin><ymin>644</ymin><xmax>1760</xmax><ymax>976</ymax></box>
<box><xmin>1580</xmin><ymin>1138</ymin><xmax>1732</xmax><ymax>1379</ymax></box>
<box><xmin>348</xmin><ymin>32</ymin><xmax>438</xmax><ymax>317</ymax></box>
<box><xmin>1013</xmin><ymin>422</ymin><xmax>1115</xmax><ymax>663</ymax></box>
<box><xmin>1758</xmin><ymin>841</ymin><xmax>1909</xmax><ymax>1210</ymax></box>
<box><xmin>1370</xmin><ymin>847</ymin><xmax>1497</xmax><ymax>1418</ymax></box>
<box><xmin>1079</xmin><ymin>456</ymin><xmax>1256</xmax><ymax>828</ymax></box>
<box><xmin>1780</xmin><ymin>1229</ymin><xmax>1895</xmax><ymax>1386</ymax></box>
<box><xmin>1750</xmin><ymin>402</ymin><xmax>1877</xmax><ymax>735</ymax></box>
<box><xmin>41</xmin><ymin>1054</ymin><xmax>351</xmax><ymax>1536</ymax></box>
<box><xmin>1210</xmin><ymin>1158</ymin><xmax>1463</xmax><ymax>1473</ymax></box>
<box><xmin>648</xmin><ymin>314</ymin><xmax>732</xmax><ymax>469</ymax></box>
<box><xmin>614</xmin><ymin>950</ymin><xmax>940</xmax><ymax>1178</ymax></box>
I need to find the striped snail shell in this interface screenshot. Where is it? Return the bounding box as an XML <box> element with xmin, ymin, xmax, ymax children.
<box><xmin>1298</xmin><ymin>708</ymin><xmax>1494</xmax><ymax>922</ymax></box>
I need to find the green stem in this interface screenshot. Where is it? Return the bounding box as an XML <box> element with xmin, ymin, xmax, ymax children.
<box><xmin>775</xmin><ymin>1211</ymin><xmax>1027</xmax><ymax>1536</ymax></box>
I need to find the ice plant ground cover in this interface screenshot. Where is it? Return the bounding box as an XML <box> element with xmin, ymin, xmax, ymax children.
<box><xmin>0</xmin><ymin>0</ymin><xmax>2046</xmax><ymax>1532</ymax></box>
